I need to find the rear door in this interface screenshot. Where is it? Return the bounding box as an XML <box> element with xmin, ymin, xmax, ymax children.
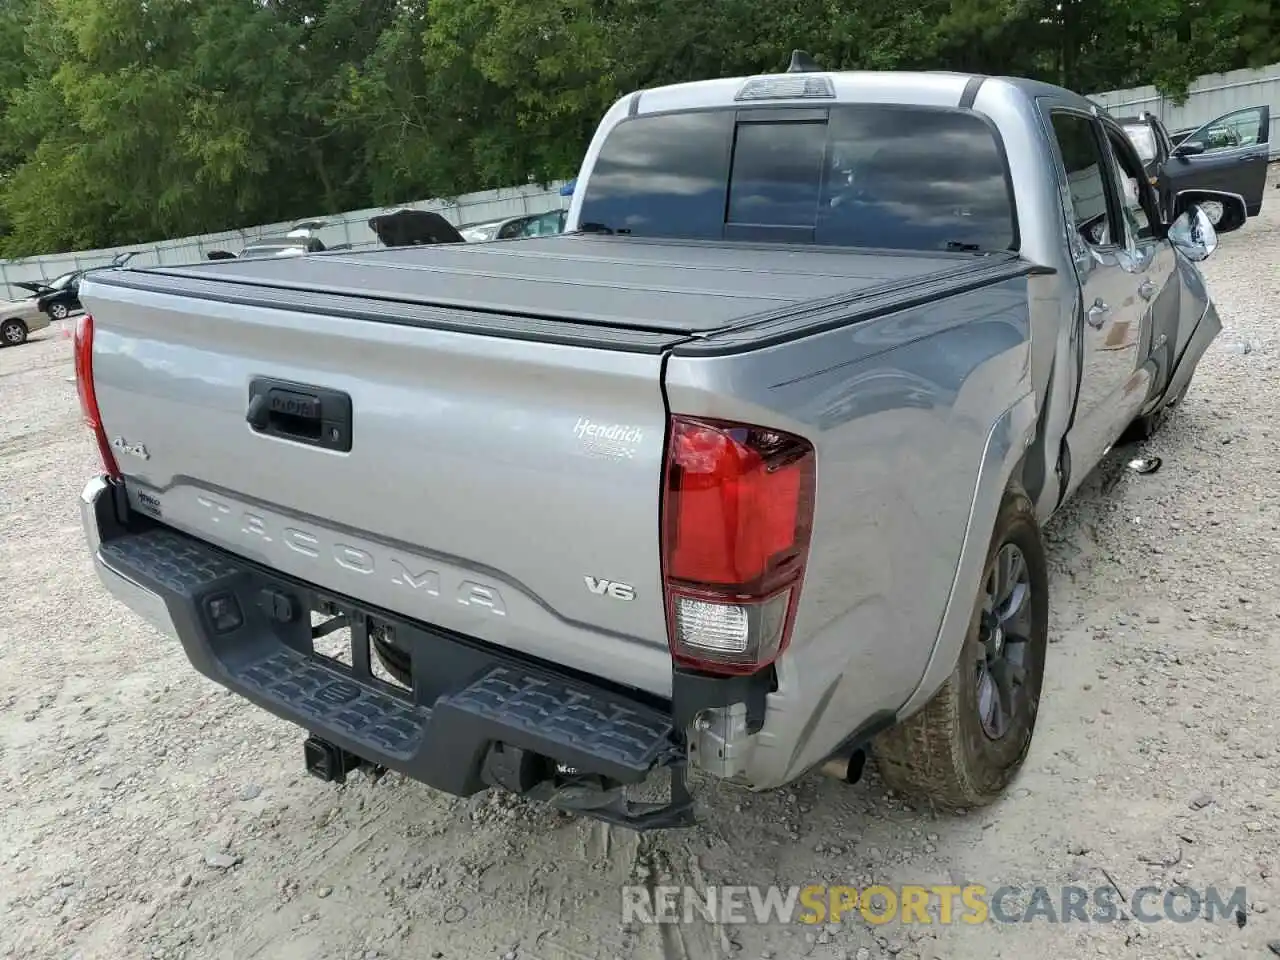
<box><xmin>1162</xmin><ymin>105</ymin><xmax>1271</xmax><ymax>225</ymax></box>
<box><xmin>1100</xmin><ymin>119</ymin><xmax>1181</xmax><ymax>402</ymax></box>
<box><xmin>1044</xmin><ymin>107</ymin><xmax>1148</xmax><ymax>474</ymax></box>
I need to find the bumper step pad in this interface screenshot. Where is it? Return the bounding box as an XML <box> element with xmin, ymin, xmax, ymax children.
<box><xmin>239</xmin><ymin>650</ymin><xmax>424</xmax><ymax>759</ymax></box>
<box><xmin>97</xmin><ymin>527</ymin><xmax>693</xmax><ymax>829</ymax></box>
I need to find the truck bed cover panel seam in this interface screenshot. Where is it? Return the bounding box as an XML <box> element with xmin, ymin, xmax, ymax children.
<box><xmin>395</xmin><ymin>242</ymin><xmax>947</xmax><ymax>282</ymax></box>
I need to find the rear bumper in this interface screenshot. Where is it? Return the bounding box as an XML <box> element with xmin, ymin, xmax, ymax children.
<box><xmin>80</xmin><ymin>476</ymin><xmax>694</xmax><ymax>828</ymax></box>
<box><xmin>82</xmin><ymin>478</ymin><xmax>177</xmax><ymax>639</ymax></box>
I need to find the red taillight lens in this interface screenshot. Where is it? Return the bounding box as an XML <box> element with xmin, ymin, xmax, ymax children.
<box><xmin>73</xmin><ymin>314</ymin><xmax>120</xmax><ymax>479</ymax></box>
<box><xmin>660</xmin><ymin>415</ymin><xmax>816</xmax><ymax>675</ymax></box>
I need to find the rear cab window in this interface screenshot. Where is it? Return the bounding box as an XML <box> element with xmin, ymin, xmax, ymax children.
<box><xmin>578</xmin><ymin>104</ymin><xmax>1018</xmax><ymax>253</ymax></box>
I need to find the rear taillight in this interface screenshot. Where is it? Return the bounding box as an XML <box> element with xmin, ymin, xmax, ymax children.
<box><xmin>660</xmin><ymin>415</ymin><xmax>816</xmax><ymax>675</ymax></box>
<box><xmin>73</xmin><ymin>314</ymin><xmax>120</xmax><ymax>479</ymax></box>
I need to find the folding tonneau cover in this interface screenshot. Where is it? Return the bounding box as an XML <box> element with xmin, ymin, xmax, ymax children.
<box><xmin>93</xmin><ymin>233</ymin><xmax>1023</xmax><ymax>343</ymax></box>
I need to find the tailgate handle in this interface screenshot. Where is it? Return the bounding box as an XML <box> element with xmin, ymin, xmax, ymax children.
<box><xmin>246</xmin><ymin>378</ymin><xmax>352</xmax><ymax>452</ymax></box>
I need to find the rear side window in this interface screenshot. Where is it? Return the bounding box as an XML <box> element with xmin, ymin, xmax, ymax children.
<box><xmin>578</xmin><ymin>105</ymin><xmax>1017</xmax><ymax>252</ymax></box>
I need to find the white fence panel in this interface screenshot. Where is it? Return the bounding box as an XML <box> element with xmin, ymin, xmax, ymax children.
<box><xmin>0</xmin><ymin>181</ymin><xmax>569</xmax><ymax>300</ymax></box>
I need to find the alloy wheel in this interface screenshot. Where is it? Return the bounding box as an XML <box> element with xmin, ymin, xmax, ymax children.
<box><xmin>975</xmin><ymin>543</ymin><xmax>1034</xmax><ymax>740</ymax></box>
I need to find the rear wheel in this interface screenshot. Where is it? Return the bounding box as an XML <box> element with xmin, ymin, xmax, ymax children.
<box><xmin>1</xmin><ymin>318</ymin><xmax>27</xmax><ymax>347</ymax></box>
<box><xmin>871</xmin><ymin>491</ymin><xmax>1048</xmax><ymax>809</ymax></box>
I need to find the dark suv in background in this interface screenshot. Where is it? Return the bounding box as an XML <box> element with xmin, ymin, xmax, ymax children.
<box><xmin>1119</xmin><ymin>104</ymin><xmax>1271</xmax><ymax>232</ymax></box>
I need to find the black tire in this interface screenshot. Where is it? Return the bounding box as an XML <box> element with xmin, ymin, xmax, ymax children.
<box><xmin>1178</xmin><ymin>195</ymin><xmax>1245</xmax><ymax>234</ymax></box>
<box><xmin>371</xmin><ymin>634</ymin><xmax>412</xmax><ymax>687</ymax></box>
<box><xmin>1</xmin><ymin>318</ymin><xmax>28</xmax><ymax>347</ymax></box>
<box><xmin>871</xmin><ymin>490</ymin><xmax>1049</xmax><ymax>810</ymax></box>
<box><xmin>1122</xmin><ymin>374</ymin><xmax>1191</xmax><ymax>444</ymax></box>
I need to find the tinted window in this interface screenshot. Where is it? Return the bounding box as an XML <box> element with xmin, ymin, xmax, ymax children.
<box><xmin>497</xmin><ymin>217</ymin><xmax>534</xmax><ymax>240</ymax></box>
<box><xmin>816</xmin><ymin>107</ymin><xmax>1015</xmax><ymax>251</ymax></box>
<box><xmin>1050</xmin><ymin>113</ymin><xmax>1114</xmax><ymax>247</ymax></box>
<box><xmin>578</xmin><ymin>105</ymin><xmax>1016</xmax><ymax>252</ymax></box>
<box><xmin>577</xmin><ymin>111</ymin><xmax>733</xmax><ymax>239</ymax></box>
<box><xmin>727</xmin><ymin>121</ymin><xmax>827</xmax><ymax>226</ymax></box>
<box><xmin>1190</xmin><ymin>105</ymin><xmax>1267</xmax><ymax>151</ymax></box>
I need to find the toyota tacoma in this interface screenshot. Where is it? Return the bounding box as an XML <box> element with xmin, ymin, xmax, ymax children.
<box><xmin>76</xmin><ymin>56</ymin><xmax>1222</xmax><ymax>829</ymax></box>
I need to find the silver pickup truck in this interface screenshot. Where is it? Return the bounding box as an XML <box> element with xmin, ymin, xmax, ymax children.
<box><xmin>76</xmin><ymin>58</ymin><xmax>1222</xmax><ymax>830</ymax></box>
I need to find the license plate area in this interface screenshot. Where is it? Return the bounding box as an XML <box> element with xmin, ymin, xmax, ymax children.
<box><xmin>309</xmin><ymin>598</ymin><xmax>413</xmax><ymax>699</ymax></box>
<box><xmin>97</xmin><ymin>523</ymin><xmax>691</xmax><ymax>825</ymax></box>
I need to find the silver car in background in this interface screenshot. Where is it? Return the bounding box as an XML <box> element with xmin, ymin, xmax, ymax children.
<box><xmin>0</xmin><ymin>294</ymin><xmax>51</xmax><ymax>347</ymax></box>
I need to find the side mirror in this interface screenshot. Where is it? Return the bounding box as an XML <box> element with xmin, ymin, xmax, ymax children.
<box><xmin>1174</xmin><ymin>140</ymin><xmax>1206</xmax><ymax>157</ymax></box>
<box><xmin>1168</xmin><ymin>205</ymin><xmax>1218</xmax><ymax>261</ymax></box>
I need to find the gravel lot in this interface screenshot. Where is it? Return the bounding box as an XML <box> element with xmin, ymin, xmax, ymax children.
<box><xmin>2</xmin><ymin>174</ymin><xmax>1278</xmax><ymax>960</ymax></box>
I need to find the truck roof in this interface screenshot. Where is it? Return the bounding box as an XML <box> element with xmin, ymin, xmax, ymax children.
<box><xmin>622</xmin><ymin>68</ymin><xmax>1101</xmax><ymax>118</ymax></box>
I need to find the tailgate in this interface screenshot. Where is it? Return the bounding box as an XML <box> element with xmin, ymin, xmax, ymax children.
<box><xmin>81</xmin><ymin>279</ymin><xmax>676</xmax><ymax>697</ymax></box>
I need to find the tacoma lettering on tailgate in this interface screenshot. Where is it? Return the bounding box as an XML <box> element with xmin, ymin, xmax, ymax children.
<box><xmin>195</xmin><ymin>494</ymin><xmax>507</xmax><ymax>615</ymax></box>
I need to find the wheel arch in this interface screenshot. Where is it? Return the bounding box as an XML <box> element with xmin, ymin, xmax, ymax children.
<box><xmin>895</xmin><ymin>390</ymin><xmax>1040</xmax><ymax>719</ymax></box>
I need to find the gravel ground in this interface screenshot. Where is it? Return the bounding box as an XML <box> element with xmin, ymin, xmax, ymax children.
<box><xmin>2</xmin><ymin>173</ymin><xmax>1278</xmax><ymax>960</ymax></box>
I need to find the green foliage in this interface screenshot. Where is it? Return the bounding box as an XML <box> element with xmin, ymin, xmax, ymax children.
<box><xmin>0</xmin><ymin>0</ymin><xmax>1276</xmax><ymax>257</ymax></box>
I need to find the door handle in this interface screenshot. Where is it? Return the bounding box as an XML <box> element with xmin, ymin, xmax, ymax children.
<box><xmin>1086</xmin><ymin>299</ymin><xmax>1110</xmax><ymax>329</ymax></box>
<box><xmin>1138</xmin><ymin>279</ymin><xmax>1158</xmax><ymax>301</ymax></box>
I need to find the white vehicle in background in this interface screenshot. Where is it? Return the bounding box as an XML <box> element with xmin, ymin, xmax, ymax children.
<box><xmin>459</xmin><ymin>208</ymin><xmax>567</xmax><ymax>242</ymax></box>
<box><xmin>236</xmin><ymin>236</ymin><xmax>325</xmax><ymax>259</ymax></box>
<box><xmin>206</xmin><ymin>221</ymin><xmax>343</xmax><ymax>261</ymax></box>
